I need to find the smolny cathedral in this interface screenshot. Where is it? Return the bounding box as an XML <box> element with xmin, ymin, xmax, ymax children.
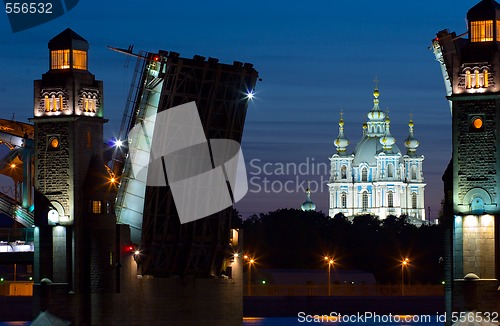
<box><xmin>326</xmin><ymin>86</ymin><xmax>426</xmax><ymax>224</ymax></box>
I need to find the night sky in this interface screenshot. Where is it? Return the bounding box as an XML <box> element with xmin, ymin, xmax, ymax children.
<box><xmin>0</xmin><ymin>1</ymin><xmax>477</xmax><ymax>219</ymax></box>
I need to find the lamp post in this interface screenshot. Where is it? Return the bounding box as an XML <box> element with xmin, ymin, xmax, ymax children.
<box><xmin>245</xmin><ymin>256</ymin><xmax>255</xmax><ymax>296</ymax></box>
<box><xmin>401</xmin><ymin>258</ymin><xmax>410</xmax><ymax>296</ymax></box>
<box><xmin>324</xmin><ymin>256</ymin><xmax>334</xmax><ymax>296</ymax></box>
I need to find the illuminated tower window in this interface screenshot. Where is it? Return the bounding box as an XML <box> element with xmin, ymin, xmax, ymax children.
<box><xmin>388</xmin><ymin>191</ymin><xmax>394</xmax><ymax>208</ymax></box>
<box><xmin>362</xmin><ymin>191</ymin><xmax>368</xmax><ymax>211</ymax></box>
<box><xmin>50</xmin><ymin>49</ymin><xmax>87</xmax><ymax>70</ymax></box>
<box><xmin>411</xmin><ymin>193</ymin><xmax>417</xmax><ymax>209</ymax></box>
<box><xmin>73</xmin><ymin>50</ymin><xmax>87</xmax><ymax>70</ymax></box>
<box><xmin>471</xmin><ymin>20</ymin><xmax>493</xmax><ymax>42</ymax></box>
<box><xmin>59</xmin><ymin>95</ymin><xmax>63</xmax><ymax>111</ymax></box>
<box><xmin>51</xmin><ymin>95</ymin><xmax>56</xmax><ymax>112</ymax></box>
<box><xmin>341</xmin><ymin>192</ymin><xmax>347</xmax><ymax>208</ymax></box>
<box><xmin>484</xmin><ymin>69</ymin><xmax>489</xmax><ymax>87</ymax></box>
<box><xmin>466</xmin><ymin>70</ymin><xmax>472</xmax><ymax>89</ymax></box>
<box><xmin>92</xmin><ymin>201</ymin><xmax>101</xmax><ymax>214</ymax></box>
<box><xmin>44</xmin><ymin>95</ymin><xmax>50</xmax><ymax>112</ymax></box>
<box><xmin>475</xmin><ymin>70</ymin><xmax>480</xmax><ymax>88</ymax></box>
<box><xmin>361</xmin><ymin>167</ymin><xmax>368</xmax><ymax>182</ymax></box>
<box><xmin>84</xmin><ymin>96</ymin><xmax>89</xmax><ymax>112</ymax></box>
<box><xmin>341</xmin><ymin>165</ymin><xmax>347</xmax><ymax>179</ymax></box>
<box><xmin>51</xmin><ymin>49</ymin><xmax>70</xmax><ymax>69</ymax></box>
<box><xmin>91</xmin><ymin>97</ymin><xmax>96</xmax><ymax>113</ymax></box>
<box><xmin>470</xmin><ymin>115</ymin><xmax>485</xmax><ymax>132</ymax></box>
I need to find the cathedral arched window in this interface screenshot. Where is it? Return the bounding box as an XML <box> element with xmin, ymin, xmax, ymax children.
<box><xmin>411</xmin><ymin>166</ymin><xmax>417</xmax><ymax>180</ymax></box>
<box><xmin>387</xmin><ymin>163</ymin><xmax>394</xmax><ymax>178</ymax></box>
<box><xmin>341</xmin><ymin>165</ymin><xmax>347</xmax><ymax>179</ymax></box>
<box><xmin>411</xmin><ymin>193</ymin><xmax>417</xmax><ymax>209</ymax></box>
<box><xmin>341</xmin><ymin>192</ymin><xmax>347</xmax><ymax>209</ymax></box>
<box><xmin>361</xmin><ymin>167</ymin><xmax>368</xmax><ymax>182</ymax></box>
<box><xmin>362</xmin><ymin>191</ymin><xmax>368</xmax><ymax>211</ymax></box>
<box><xmin>388</xmin><ymin>191</ymin><xmax>394</xmax><ymax>208</ymax></box>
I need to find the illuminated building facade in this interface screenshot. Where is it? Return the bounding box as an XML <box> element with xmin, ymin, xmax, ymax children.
<box><xmin>433</xmin><ymin>0</ymin><xmax>500</xmax><ymax>316</ymax></box>
<box><xmin>328</xmin><ymin>87</ymin><xmax>426</xmax><ymax>223</ymax></box>
<box><xmin>32</xmin><ymin>28</ymin><xmax>119</xmax><ymax>324</ymax></box>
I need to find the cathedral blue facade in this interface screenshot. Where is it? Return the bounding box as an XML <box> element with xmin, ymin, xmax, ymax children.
<box><xmin>328</xmin><ymin>87</ymin><xmax>426</xmax><ymax>223</ymax></box>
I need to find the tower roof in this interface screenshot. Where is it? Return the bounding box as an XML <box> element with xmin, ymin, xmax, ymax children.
<box><xmin>467</xmin><ymin>0</ymin><xmax>500</xmax><ymax>21</ymax></box>
<box><xmin>300</xmin><ymin>183</ymin><xmax>316</xmax><ymax>212</ymax></box>
<box><xmin>48</xmin><ymin>28</ymin><xmax>89</xmax><ymax>51</ymax></box>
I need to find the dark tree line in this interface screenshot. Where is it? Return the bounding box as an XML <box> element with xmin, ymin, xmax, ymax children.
<box><xmin>238</xmin><ymin>209</ymin><xmax>444</xmax><ymax>284</ymax></box>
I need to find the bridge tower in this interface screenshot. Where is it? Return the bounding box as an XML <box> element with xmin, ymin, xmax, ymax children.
<box><xmin>433</xmin><ymin>0</ymin><xmax>500</xmax><ymax>317</ymax></box>
<box><xmin>32</xmin><ymin>28</ymin><xmax>117</xmax><ymax>324</ymax></box>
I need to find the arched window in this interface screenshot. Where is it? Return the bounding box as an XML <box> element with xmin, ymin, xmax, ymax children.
<box><xmin>388</xmin><ymin>191</ymin><xmax>394</xmax><ymax>208</ymax></box>
<box><xmin>411</xmin><ymin>166</ymin><xmax>417</xmax><ymax>180</ymax></box>
<box><xmin>387</xmin><ymin>163</ymin><xmax>394</xmax><ymax>178</ymax></box>
<box><xmin>361</xmin><ymin>167</ymin><xmax>368</xmax><ymax>182</ymax></box>
<box><xmin>484</xmin><ymin>69</ymin><xmax>489</xmax><ymax>87</ymax></box>
<box><xmin>51</xmin><ymin>95</ymin><xmax>56</xmax><ymax>112</ymax></box>
<box><xmin>84</xmin><ymin>96</ymin><xmax>89</xmax><ymax>112</ymax></box>
<box><xmin>362</xmin><ymin>191</ymin><xmax>368</xmax><ymax>211</ymax></box>
<box><xmin>341</xmin><ymin>192</ymin><xmax>347</xmax><ymax>209</ymax></box>
<box><xmin>411</xmin><ymin>193</ymin><xmax>417</xmax><ymax>209</ymax></box>
<box><xmin>466</xmin><ymin>70</ymin><xmax>472</xmax><ymax>89</ymax></box>
<box><xmin>341</xmin><ymin>165</ymin><xmax>347</xmax><ymax>179</ymax></box>
<box><xmin>475</xmin><ymin>70</ymin><xmax>480</xmax><ymax>88</ymax></box>
<box><xmin>58</xmin><ymin>95</ymin><xmax>63</xmax><ymax>111</ymax></box>
<box><xmin>44</xmin><ymin>95</ymin><xmax>50</xmax><ymax>112</ymax></box>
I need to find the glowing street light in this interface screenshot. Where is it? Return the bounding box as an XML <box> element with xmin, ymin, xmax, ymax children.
<box><xmin>244</xmin><ymin>255</ymin><xmax>255</xmax><ymax>296</ymax></box>
<box><xmin>401</xmin><ymin>257</ymin><xmax>410</xmax><ymax>295</ymax></box>
<box><xmin>324</xmin><ymin>256</ymin><xmax>335</xmax><ymax>296</ymax></box>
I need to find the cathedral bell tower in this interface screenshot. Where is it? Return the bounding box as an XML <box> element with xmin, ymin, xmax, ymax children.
<box><xmin>434</xmin><ymin>0</ymin><xmax>500</xmax><ymax>316</ymax></box>
<box><xmin>32</xmin><ymin>28</ymin><xmax>117</xmax><ymax>323</ymax></box>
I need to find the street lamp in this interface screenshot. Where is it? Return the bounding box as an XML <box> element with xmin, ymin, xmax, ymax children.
<box><xmin>244</xmin><ymin>255</ymin><xmax>255</xmax><ymax>296</ymax></box>
<box><xmin>401</xmin><ymin>258</ymin><xmax>410</xmax><ymax>296</ymax></box>
<box><xmin>324</xmin><ymin>256</ymin><xmax>335</xmax><ymax>296</ymax></box>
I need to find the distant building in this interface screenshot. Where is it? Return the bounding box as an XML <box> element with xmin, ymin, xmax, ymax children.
<box><xmin>327</xmin><ymin>87</ymin><xmax>426</xmax><ymax>223</ymax></box>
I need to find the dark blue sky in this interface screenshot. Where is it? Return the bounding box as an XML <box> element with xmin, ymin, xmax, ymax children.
<box><xmin>0</xmin><ymin>1</ymin><xmax>475</xmax><ymax>219</ymax></box>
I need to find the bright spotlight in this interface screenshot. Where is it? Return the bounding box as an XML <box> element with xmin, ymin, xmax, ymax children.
<box><xmin>245</xmin><ymin>90</ymin><xmax>255</xmax><ymax>100</ymax></box>
<box><xmin>10</xmin><ymin>163</ymin><xmax>15</xmax><ymax>168</ymax></box>
<box><xmin>134</xmin><ymin>250</ymin><xmax>140</xmax><ymax>255</ymax></box>
<box><xmin>115</xmin><ymin>139</ymin><xmax>123</xmax><ymax>147</ymax></box>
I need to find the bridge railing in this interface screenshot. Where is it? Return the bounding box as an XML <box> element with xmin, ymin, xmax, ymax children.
<box><xmin>245</xmin><ymin>284</ymin><xmax>444</xmax><ymax>297</ymax></box>
<box><xmin>0</xmin><ymin>192</ymin><xmax>34</xmax><ymax>227</ymax></box>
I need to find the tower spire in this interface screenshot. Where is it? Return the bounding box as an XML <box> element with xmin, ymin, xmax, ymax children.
<box><xmin>366</xmin><ymin>80</ymin><xmax>386</xmax><ymax>137</ymax></box>
<box><xmin>334</xmin><ymin>110</ymin><xmax>349</xmax><ymax>154</ymax></box>
<box><xmin>380</xmin><ymin>110</ymin><xmax>395</xmax><ymax>151</ymax></box>
<box><xmin>404</xmin><ymin>114</ymin><xmax>419</xmax><ymax>155</ymax></box>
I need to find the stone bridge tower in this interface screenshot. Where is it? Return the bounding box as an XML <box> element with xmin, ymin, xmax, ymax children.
<box><xmin>32</xmin><ymin>28</ymin><xmax>117</xmax><ymax>324</ymax></box>
<box><xmin>433</xmin><ymin>0</ymin><xmax>500</xmax><ymax>317</ymax></box>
